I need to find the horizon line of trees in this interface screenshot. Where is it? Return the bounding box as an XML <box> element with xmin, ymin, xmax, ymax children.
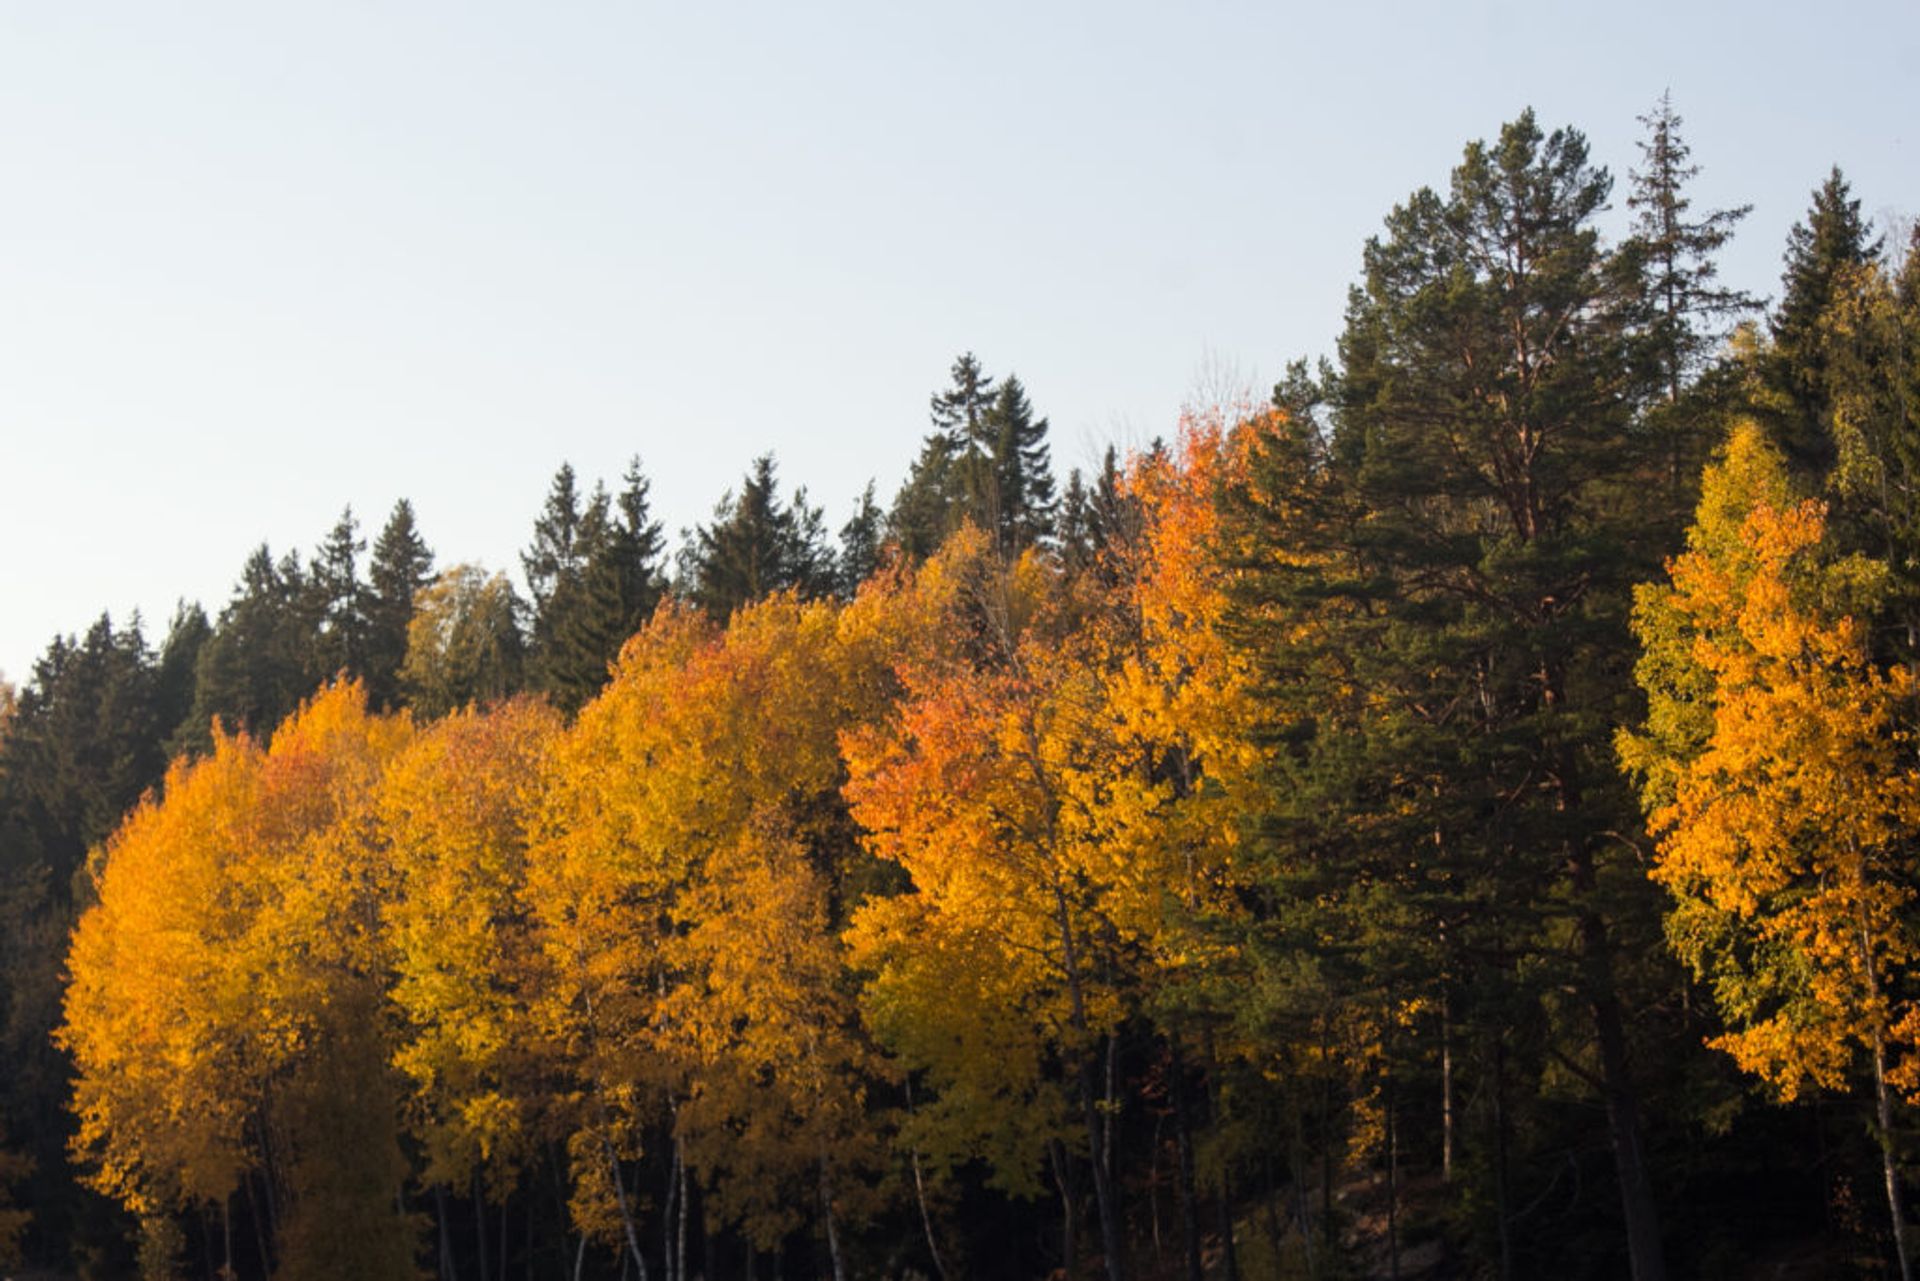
<box><xmin>3</xmin><ymin>95</ymin><xmax>1919</xmax><ymax>1279</ymax></box>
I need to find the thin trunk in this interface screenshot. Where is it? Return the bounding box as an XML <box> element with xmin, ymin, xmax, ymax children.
<box><xmin>474</xmin><ymin>1177</ymin><xmax>491</xmax><ymax>1281</ymax></box>
<box><xmin>498</xmin><ymin>1176</ymin><xmax>509</xmax><ymax>1281</ymax></box>
<box><xmin>434</xmin><ymin>1184</ymin><xmax>459</xmax><ymax>1281</ymax></box>
<box><xmin>675</xmin><ymin>1137</ymin><xmax>689</xmax><ymax>1281</ymax></box>
<box><xmin>1148</xmin><ymin>1114</ymin><xmax>1165</xmax><ymax>1270</ymax></box>
<box><xmin>1387</xmin><ymin>1068</ymin><xmax>1400</xmax><ymax>1281</ymax></box>
<box><xmin>1203</xmin><ymin>1028</ymin><xmax>1241</xmax><ymax>1281</ymax></box>
<box><xmin>573</xmin><ymin>1233</ymin><xmax>588</xmax><ymax>1281</ymax></box>
<box><xmin>245</xmin><ymin>1166</ymin><xmax>274</xmax><ymax>1279</ymax></box>
<box><xmin>663</xmin><ymin>1134</ymin><xmax>680</xmax><ymax>1281</ymax></box>
<box><xmin>601</xmin><ymin>1135</ymin><xmax>651</xmax><ymax>1281</ymax></box>
<box><xmin>904</xmin><ymin>1078</ymin><xmax>950</xmax><ymax>1281</ymax></box>
<box><xmin>1169</xmin><ymin>1042</ymin><xmax>1203</xmax><ymax>1281</ymax></box>
<box><xmin>1050</xmin><ymin>1139</ymin><xmax>1077</xmax><ymax>1280</ymax></box>
<box><xmin>1051</xmin><ymin>881</ymin><xmax>1127</xmax><ymax>1281</ymax></box>
<box><xmin>1862</xmin><ymin>905</ymin><xmax>1915</xmax><ymax>1281</ymax></box>
<box><xmin>1262</xmin><ymin>1147</ymin><xmax>1286</xmax><ymax>1274</ymax></box>
<box><xmin>1492</xmin><ymin>1038</ymin><xmax>1512</xmax><ymax>1281</ymax></box>
<box><xmin>819</xmin><ymin>1157</ymin><xmax>848</xmax><ymax>1281</ymax></box>
<box><xmin>222</xmin><ymin>1194</ymin><xmax>233</xmax><ymax>1281</ymax></box>
<box><xmin>1440</xmin><ymin>992</ymin><xmax>1455</xmax><ymax>1182</ymax></box>
<box><xmin>1215</xmin><ymin>1169</ymin><xmax>1241</xmax><ymax>1281</ymax></box>
<box><xmin>1571</xmin><ymin>858</ymin><xmax>1666</xmax><ymax>1281</ymax></box>
<box><xmin>1876</xmin><ymin>1036</ymin><xmax>1913</xmax><ymax>1281</ymax></box>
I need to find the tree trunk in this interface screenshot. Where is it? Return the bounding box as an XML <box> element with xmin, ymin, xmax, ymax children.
<box><xmin>819</xmin><ymin>1157</ymin><xmax>848</xmax><ymax>1281</ymax></box>
<box><xmin>1169</xmin><ymin>1041</ymin><xmax>1204</xmax><ymax>1281</ymax></box>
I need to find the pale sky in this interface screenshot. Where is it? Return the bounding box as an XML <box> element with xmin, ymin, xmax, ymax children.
<box><xmin>1</xmin><ymin>1</ymin><xmax>1913</xmax><ymax>683</ymax></box>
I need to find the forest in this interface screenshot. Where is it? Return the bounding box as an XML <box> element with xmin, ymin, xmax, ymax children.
<box><xmin>2</xmin><ymin>100</ymin><xmax>1918</xmax><ymax>1280</ymax></box>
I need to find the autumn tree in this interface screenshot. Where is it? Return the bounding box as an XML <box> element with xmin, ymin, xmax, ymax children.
<box><xmin>380</xmin><ymin>697</ymin><xmax>562</xmax><ymax>1274</ymax></box>
<box><xmin>844</xmin><ymin>525</ymin><xmax>1141</xmax><ymax>1281</ymax></box>
<box><xmin>62</xmin><ymin>683</ymin><xmax>419</xmax><ymax>1280</ymax></box>
<box><xmin>1625</xmin><ymin>422</ymin><xmax>1920</xmax><ymax>1279</ymax></box>
<box><xmin>401</xmin><ymin>564</ymin><xmax>526</xmax><ymax>719</ymax></box>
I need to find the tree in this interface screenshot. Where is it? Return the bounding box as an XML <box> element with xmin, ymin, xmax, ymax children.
<box><xmin>1227</xmin><ymin>112</ymin><xmax>1669</xmax><ymax>1280</ymax></box>
<box><xmin>176</xmin><ymin>545</ymin><xmax>322</xmax><ymax>753</ymax></box>
<box><xmin>1624</xmin><ymin>423</ymin><xmax>1920</xmax><ymax>1280</ymax></box>
<box><xmin>681</xmin><ymin>455</ymin><xmax>834</xmax><ymax>618</ymax></box>
<box><xmin>308</xmin><ymin>507</ymin><xmax>369</xmax><ymax>682</ymax></box>
<box><xmin>62</xmin><ymin>682</ymin><xmax>420</xmax><ymax>1280</ymax></box>
<box><xmin>985</xmin><ymin>375</ymin><xmax>1057</xmax><ymax>552</ymax></box>
<box><xmin>837</xmin><ymin>481</ymin><xmax>885</xmax><ymax>598</ymax></box>
<box><xmin>843</xmin><ymin>527</ymin><xmax>1134</xmax><ymax>1281</ymax></box>
<box><xmin>543</xmin><ymin>461</ymin><xmax>668</xmax><ymax>711</ymax></box>
<box><xmin>366</xmin><ymin>500</ymin><xmax>435</xmax><ymax>711</ymax></box>
<box><xmin>1626</xmin><ymin>92</ymin><xmax>1756</xmax><ymax>492</ymax></box>
<box><xmin>1770</xmin><ymin>168</ymin><xmax>1885</xmax><ymax>473</ymax></box>
<box><xmin>381</xmin><ymin>698</ymin><xmax>562</xmax><ymax>1202</ymax></box>
<box><xmin>890</xmin><ymin>355</ymin><xmax>1058</xmax><ymax>560</ymax></box>
<box><xmin>400</xmin><ymin>565</ymin><xmax>525</xmax><ymax>719</ymax></box>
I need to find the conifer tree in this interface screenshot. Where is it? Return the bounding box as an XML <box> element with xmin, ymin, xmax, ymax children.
<box><xmin>365</xmin><ymin>499</ymin><xmax>434</xmax><ymax>711</ymax></box>
<box><xmin>308</xmin><ymin>507</ymin><xmax>368</xmax><ymax>682</ymax></box>
<box><xmin>1627</xmin><ymin>92</ymin><xmax>1756</xmax><ymax>493</ymax></box>
<box><xmin>985</xmin><ymin>375</ymin><xmax>1056</xmax><ymax>551</ymax></box>
<box><xmin>1229</xmin><ymin>112</ymin><xmax>1668</xmax><ymax>1281</ymax></box>
<box><xmin>837</xmin><ymin>481</ymin><xmax>884</xmax><ymax>597</ymax></box>
<box><xmin>1771</xmin><ymin>168</ymin><xmax>1884</xmax><ymax>472</ymax></box>
<box><xmin>683</xmin><ymin>455</ymin><xmax>834</xmax><ymax>618</ymax></box>
<box><xmin>177</xmin><ymin>545</ymin><xmax>322</xmax><ymax>752</ymax></box>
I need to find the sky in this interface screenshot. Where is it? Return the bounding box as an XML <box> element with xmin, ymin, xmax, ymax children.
<box><xmin>1</xmin><ymin>1</ymin><xmax>1914</xmax><ymax>683</ymax></box>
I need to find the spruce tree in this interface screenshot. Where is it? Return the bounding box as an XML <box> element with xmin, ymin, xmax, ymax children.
<box><xmin>837</xmin><ymin>480</ymin><xmax>884</xmax><ymax>597</ymax></box>
<box><xmin>308</xmin><ymin>507</ymin><xmax>368</xmax><ymax>682</ymax></box>
<box><xmin>365</xmin><ymin>499</ymin><xmax>434</xmax><ymax>711</ymax></box>
<box><xmin>985</xmin><ymin>375</ymin><xmax>1056</xmax><ymax>551</ymax></box>
<box><xmin>1626</xmin><ymin>92</ymin><xmax>1756</xmax><ymax>495</ymax></box>
<box><xmin>176</xmin><ymin>545</ymin><xmax>321</xmax><ymax>753</ymax></box>
<box><xmin>1770</xmin><ymin>167</ymin><xmax>1884</xmax><ymax>472</ymax></box>
<box><xmin>683</xmin><ymin>454</ymin><xmax>834</xmax><ymax>618</ymax></box>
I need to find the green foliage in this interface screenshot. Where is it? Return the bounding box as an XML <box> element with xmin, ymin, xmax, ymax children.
<box><xmin>681</xmin><ymin>453</ymin><xmax>835</xmax><ymax>618</ymax></box>
<box><xmin>366</xmin><ymin>499</ymin><xmax>435</xmax><ymax>711</ymax></box>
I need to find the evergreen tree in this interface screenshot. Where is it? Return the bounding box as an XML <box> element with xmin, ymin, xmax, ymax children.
<box><xmin>837</xmin><ymin>480</ymin><xmax>884</xmax><ymax>597</ymax></box>
<box><xmin>0</xmin><ymin>615</ymin><xmax>164</xmax><ymax>889</ymax></box>
<box><xmin>683</xmin><ymin>455</ymin><xmax>834</xmax><ymax>618</ymax></box>
<box><xmin>308</xmin><ymin>507</ymin><xmax>368</xmax><ymax>682</ymax></box>
<box><xmin>1229</xmin><ymin>112</ymin><xmax>1669</xmax><ymax>1281</ymax></box>
<box><xmin>1770</xmin><ymin>167</ymin><xmax>1884</xmax><ymax>472</ymax></box>
<box><xmin>985</xmin><ymin>375</ymin><xmax>1056</xmax><ymax>551</ymax></box>
<box><xmin>521</xmin><ymin>463</ymin><xmax>585</xmax><ymax>615</ymax></box>
<box><xmin>153</xmin><ymin>603</ymin><xmax>210</xmax><ymax>749</ymax></box>
<box><xmin>366</xmin><ymin>499</ymin><xmax>434</xmax><ymax>711</ymax></box>
<box><xmin>890</xmin><ymin>354</ymin><xmax>1057</xmax><ymax>560</ymax></box>
<box><xmin>1626</xmin><ymin>92</ymin><xmax>1756</xmax><ymax>494</ymax></box>
<box><xmin>175</xmin><ymin>545</ymin><xmax>321</xmax><ymax>753</ymax></box>
<box><xmin>610</xmin><ymin>456</ymin><xmax>668</xmax><ymax>633</ymax></box>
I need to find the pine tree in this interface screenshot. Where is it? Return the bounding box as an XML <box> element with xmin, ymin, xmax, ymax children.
<box><xmin>1229</xmin><ymin>112</ymin><xmax>1669</xmax><ymax>1280</ymax></box>
<box><xmin>365</xmin><ymin>499</ymin><xmax>434</xmax><ymax>711</ymax></box>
